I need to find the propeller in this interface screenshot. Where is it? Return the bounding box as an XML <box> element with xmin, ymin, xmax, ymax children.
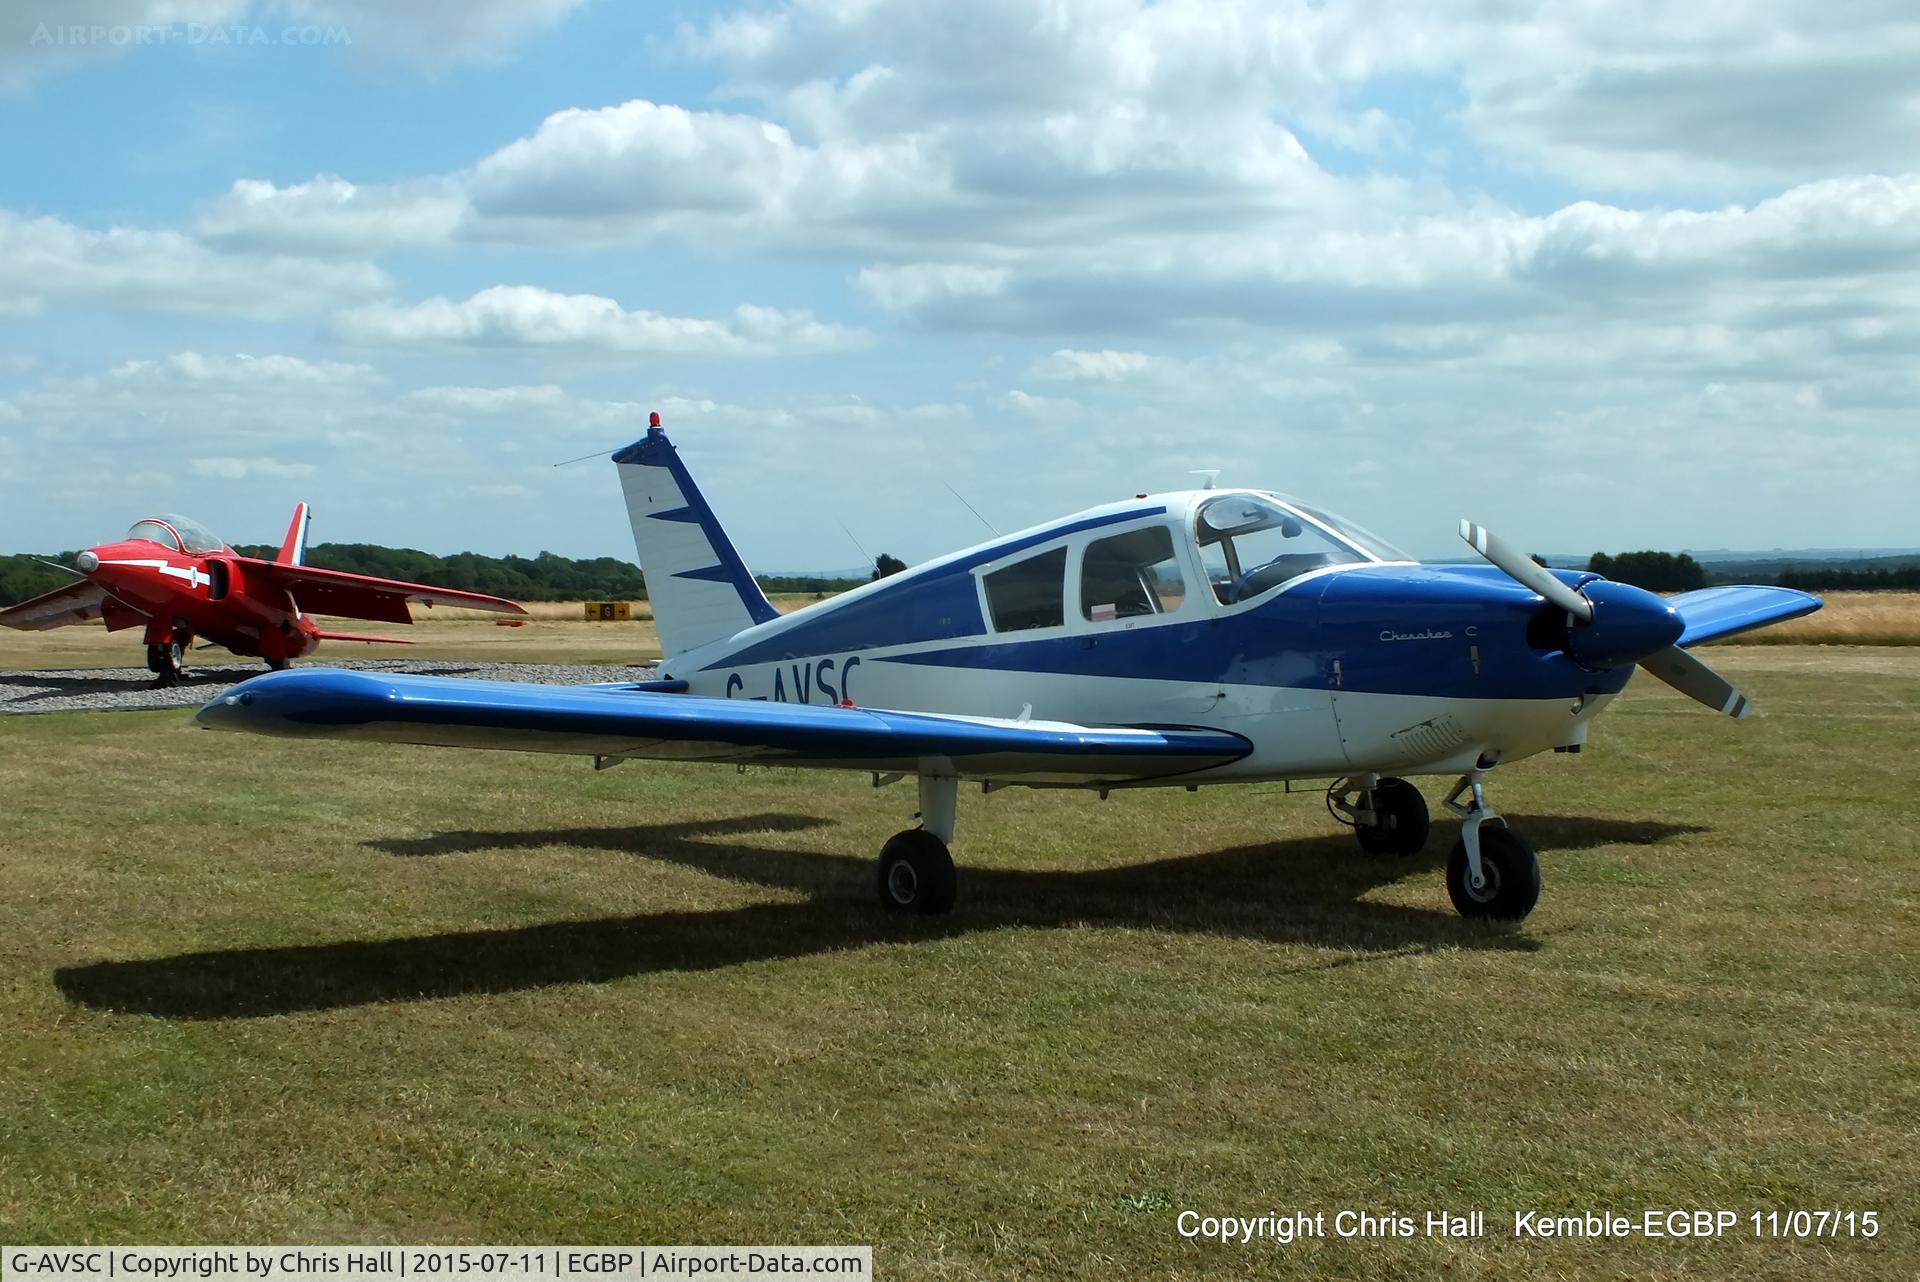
<box><xmin>1459</xmin><ymin>519</ymin><xmax>1756</xmax><ymax>718</ymax></box>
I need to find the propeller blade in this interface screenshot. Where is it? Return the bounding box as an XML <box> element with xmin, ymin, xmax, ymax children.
<box><xmin>1639</xmin><ymin>645</ymin><xmax>1753</xmax><ymax>718</ymax></box>
<box><xmin>1459</xmin><ymin>520</ymin><xmax>1593</xmax><ymax>622</ymax></box>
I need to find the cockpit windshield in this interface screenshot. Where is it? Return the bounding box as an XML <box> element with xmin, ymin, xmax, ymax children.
<box><xmin>125</xmin><ymin>514</ymin><xmax>227</xmax><ymax>555</ymax></box>
<box><xmin>1195</xmin><ymin>493</ymin><xmax>1405</xmax><ymax>604</ymax></box>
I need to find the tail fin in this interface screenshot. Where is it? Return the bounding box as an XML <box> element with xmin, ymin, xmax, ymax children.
<box><xmin>277</xmin><ymin>503</ymin><xmax>311</xmax><ymax>566</ymax></box>
<box><xmin>613</xmin><ymin>418</ymin><xmax>777</xmax><ymax>658</ymax></box>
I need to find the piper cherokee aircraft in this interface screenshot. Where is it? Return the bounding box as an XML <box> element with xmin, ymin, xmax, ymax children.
<box><xmin>1</xmin><ymin>505</ymin><xmax>525</xmax><ymax>683</ymax></box>
<box><xmin>197</xmin><ymin>416</ymin><xmax>1819</xmax><ymax>921</ymax></box>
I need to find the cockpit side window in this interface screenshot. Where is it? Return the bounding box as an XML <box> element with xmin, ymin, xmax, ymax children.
<box><xmin>1195</xmin><ymin>494</ymin><xmax>1367</xmax><ymax>605</ymax></box>
<box><xmin>983</xmin><ymin>546</ymin><xmax>1068</xmax><ymax>632</ymax></box>
<box><xmin>1080</xmin><ymin>525</ymin><xmax>1186</xmax><ymax>622</ymax></box>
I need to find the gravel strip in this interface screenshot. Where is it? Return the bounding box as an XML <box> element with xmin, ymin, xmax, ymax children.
<box><xmin>0</xmin><ymin>658</ymin><xmax>661</xmax><ymax>717</ymax></box>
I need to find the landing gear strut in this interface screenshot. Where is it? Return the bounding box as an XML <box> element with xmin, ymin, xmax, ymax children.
<box><xmin>1441</xmin><ymin>771</ymin><xmax>1539</xmax><ymax>920</ymax></box>
<box><xmin>146</xmin><ymin>640</ymin><xmax>186</xmax><ymax>686</ymax></box>
<box><xmin>1332</xmin><ymin>775</ymin><xmax>1430</xmax><ymax>856</ymax></box>
<box><xmin>876</xmin><ymin>775</ymin><xmax>958</xmax><ymax>914</ymax></box>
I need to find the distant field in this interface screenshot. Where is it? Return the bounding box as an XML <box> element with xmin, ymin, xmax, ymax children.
<box><xmin>2</xmin><ymin>591</ymin><xmax>1913</xmax><ymax>673</ymax></box>
<box><xmin>1716</xmin><ymin>591</ymin><xmax>1920</xmax><ymax>646</ymax></box>
<box><xmin>0</xmin><ymin>646</ymin><xmax>1913</xmax><ymax>1278</ymax></box>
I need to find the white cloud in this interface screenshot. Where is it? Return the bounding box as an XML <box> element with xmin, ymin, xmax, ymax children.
<box><xmin>0</xmin><ymin>1</ymin><xmax>249</xmax><ymax>91</ymax></box>
<box><xmin>332</xmin><ymin>285</ymin><xmax>871</xmax><ymax>356</ymax></box>
<box><xmin>110</xmin><ymin>351</ymin><xmax>380</xmax><ymax>385</ymax></box>
<box><xmin>195</xmin><ymin>175</ymin><xmax>467</xmax><ymax>255</ymax></box>
<box><xmin>190</xmin><ymin>455</ymin><xmax>317</xmax><ymax>479</ymax></box>
<box><xmin>1034</xmin><ymin>349</ymin><xmax>1156</xmax><ymax>382</ymax></box>
<box><xmin>276</xmin><ymin>0</ymin><xmax>587</xmax><ymax>72</ymax></box>
<box><xmin>0</xmin><ymin>211</ymin><xmax>389</xmax><ymax>318</ymax></box>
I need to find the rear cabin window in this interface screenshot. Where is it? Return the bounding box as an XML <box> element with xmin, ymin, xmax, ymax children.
<box><xmin>983</xmin><ymin>547</ymin><xmax>1068</xmax><ymax>632</ymax></box>
<box><xmin>1081</xmin><ymin>526</ymin><xmax>1186</xmax><ymax>622</ymax></box>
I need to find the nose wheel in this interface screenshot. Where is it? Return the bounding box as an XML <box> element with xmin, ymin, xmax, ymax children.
<box><xmin>1441</xmin><ymin>771</ymin><xmax>1540</xmax><ymax>920</ymax></box>
<box><xmin>146</xmin><ymin>640</ymin><xmax>187</xmax><ymax>686</ymax></box>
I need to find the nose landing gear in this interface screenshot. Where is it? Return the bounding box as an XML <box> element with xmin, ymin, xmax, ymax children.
<box><xmin>145</xmin><ymin>638</ymin><xmax>188</xmax><ymax>686</ymax></box>
<box><xmin>1441</xmin><ymin>771</ymin><xmax>1540</xmax><ymax>921</ymax></box>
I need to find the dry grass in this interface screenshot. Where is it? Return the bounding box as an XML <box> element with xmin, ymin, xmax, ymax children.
<box><xmin>1717</xmin><ymin>591</ymin><xmax>1920</xmax><ymax>646</ymax></box>
<box><xmin>0</xmin><ymin>646</ymin><xmax>1914</xmax><ymax>1278</ymax></box>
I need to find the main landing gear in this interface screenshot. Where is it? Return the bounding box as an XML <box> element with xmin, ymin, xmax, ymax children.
<box><xmin>1334</xmin><ymin>770</ymin><xmax>1540</xmax><ymax>921</ymax></box>
<box><xmin>876</xmin><ymin>775</ymin><xmax>959</xmax><ymax>914</ymax></box>
<box><xmin>1331</xmin><ymin>775</ymin><xmax>1431</xmax><ymax>857</ymax></box>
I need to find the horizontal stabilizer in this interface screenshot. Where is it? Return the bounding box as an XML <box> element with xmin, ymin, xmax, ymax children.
<box><xmin>196</xmin><ymin>670</ymin><xmax>1250</xmax><ymax>786</ymax></box>
<box><xmin>1669</xmin><ymin>586</ymin><xmax>1821</xmax><ymax>647</ymax></box>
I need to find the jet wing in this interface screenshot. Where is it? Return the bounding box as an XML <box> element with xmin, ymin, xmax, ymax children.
<box><xmin>235</xmin><ymin>557</ymin><xmax>527</xmax><ymax>625</ymax></box>
<box><xmin>1669</xmin><ymin>586</ymin><xmax>1821</xmax><ymax>647</ymax></box>
<box><xmin>0</xmin><ymin>579</ymin><xmax>117</xmax><ymax>631</ymax></box>
<box><xmin>196</xmin><ymin>670</ymin><xmax>1251</xmax><ymax>786</ymax></box>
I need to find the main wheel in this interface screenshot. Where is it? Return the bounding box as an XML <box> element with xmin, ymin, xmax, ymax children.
<box><xmin>876</xmin><ymin>829</ymin><xmax>957</xmax><ymax>915</ymax></box>
<box><xmin>147</xmin><ymin>641</ymin><xmax>185</xmax><ymax>687</ymax></box>
<box><xmin>1446</xmin><ymin>824</ymin><xmax>1541</xmax><ymax>921</ymax></box>
<box><xmin>1354</xmin><ymin>777</ymin><xmax>1430</xmax><ymax>856</ymax></box>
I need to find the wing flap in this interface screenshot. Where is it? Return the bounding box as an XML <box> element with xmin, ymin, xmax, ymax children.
<box><xmin>196</xmin><ymin>670</ymin><xmax>1250</xmax><ymax>785</ymax></box>
<box><xmin>236</xmin><ymin>557</ymin><xmax>526</xmax><ymax>622</ymax></box>
<box><xmin>1669</xmin><ymin>585</ymin><xmax>1822</xmax><ymax>647</ymax></box>
<box><xmin>0</xmin><ymin>580</ymin><xmax>114</xmax><ymax>631</ymax></box>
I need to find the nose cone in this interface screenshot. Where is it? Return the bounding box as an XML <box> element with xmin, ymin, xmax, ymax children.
<box><xmin>74</xmin><ymin>549</ymin><xmax>100</xmax><ymax>573</ymax></box>
<box><xmin>1564</xmin><ymin>580</ymin><xmax>1685</xmax><ymax>670</ymax></box>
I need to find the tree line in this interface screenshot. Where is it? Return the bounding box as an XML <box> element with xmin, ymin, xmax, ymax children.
<box><xmin>0</xmin><ymin>545</ymin><xmax>883</xmax><ymax>608</ymax></box>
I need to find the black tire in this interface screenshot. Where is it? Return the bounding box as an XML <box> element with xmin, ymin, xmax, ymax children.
<box><xmin>876</xmin><ymin>829</ymin><xmax>957</xmax><ymax>915</ymax></box>
<box><xmin>147</xmin><ymin>641</ymin><xmax>184</xmax><ymax>687</ymax></box>
<box><xmin>1446</xmin><ymin>824</ymin><xmax>1541</xmax><ymax>921</ymax></box>
<box><xmin>265</xmin><ymin>658</ymin><xmax>290</xmax><ymax>672</ymax></box>
<box><xmin>1355</xmin><ymin>777</ymin><xmax>1430</xmax><ymax>856</ymax></box>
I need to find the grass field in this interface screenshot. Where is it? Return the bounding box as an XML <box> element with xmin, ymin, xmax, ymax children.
<box><xmin>0</xmin><ymin>646</ymin><xmax>1913</xmax><ymax>1277</ymax></box>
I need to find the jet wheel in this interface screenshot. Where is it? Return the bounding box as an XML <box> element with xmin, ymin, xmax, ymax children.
<box><xmin>147</xmin><ymin>641</ymin><xmax>185</xmax><ymax>687</ymax></box>
<box><xmin>1447</xmin><ymin>824</ymin><xmax>1541</xmax><ymax>921</ymax></box>
<box><xmin>265</xmin><ymin>658</ymin><xmax>290</xmax><ymax>671</ymax></box>
<box><xmin>876</xmin><ymin>829</ymin><xmax>957</xmax><ymax>915</ymax></box>
<box><xmin>1355</xmin><ymin>777</ymin><xmax>1430</xmax><ymax>857</ymax></box>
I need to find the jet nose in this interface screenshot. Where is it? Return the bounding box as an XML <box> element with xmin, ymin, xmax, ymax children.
<box><xmin>75</xmin><ymin>549</ymin><xmax>100</xmax><ymax>573</ymax></box>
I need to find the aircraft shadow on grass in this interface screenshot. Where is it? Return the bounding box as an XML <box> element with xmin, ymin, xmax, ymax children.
<box><xmin>54</xmin><ymin>812</ymin><xmax>1701</xmax><ymax>1021</ymax></box>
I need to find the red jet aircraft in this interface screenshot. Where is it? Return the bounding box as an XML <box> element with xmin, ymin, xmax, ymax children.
<box><xmin>0</xmin><ymin>504</ymin><xmax>525</xmax><ymax>683</ymax></box>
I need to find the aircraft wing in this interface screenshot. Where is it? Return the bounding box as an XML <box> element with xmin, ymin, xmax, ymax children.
<box><xmin>1669</xmin><ymin>586</ymin><xmax>1821</xmax><ymax>647</ymax></box>
<box><xmin>235</xmin><ymin>557</ymin><xmax>527</xmax><ymax>625</ymax></box>
<box><xmin>196</xmin><ymin>670</ymin><xmax>1251</xmax><ymax>786</ymax></box>
<box><xmin>0</xmin><ymin>579</ymin><xmax>117</xmax><ymax>631</ymax></box>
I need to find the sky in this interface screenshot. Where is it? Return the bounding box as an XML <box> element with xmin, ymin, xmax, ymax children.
<box><xmin>0</xmin><ymin>0</ymin><xmax>1915</xmax><ymax>571</ymax></box>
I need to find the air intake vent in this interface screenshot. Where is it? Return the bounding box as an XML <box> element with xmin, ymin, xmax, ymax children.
<box><xmin>1389</xmin><ymin>715</ymin><xmax>1469</xmax><ymax>763</ymax></box>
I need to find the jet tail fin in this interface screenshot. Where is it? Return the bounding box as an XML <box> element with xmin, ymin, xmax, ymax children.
<box><xmin>613</xmin><ymin>417</ymin><xmax>778</xmax><ymax>659</ymax></box>
<box><xmin>277</xmin><ymin>503</ymin><xmax>311</xmax><ymax>566</ymax></box>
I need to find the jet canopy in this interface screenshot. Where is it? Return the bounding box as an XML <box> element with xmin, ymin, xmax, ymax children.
<box><xmin>126</xmin><ymin>514</ymin><xmax>228</xmax><ymax>555</ymax></box>
<box><xmin>1195</xmin><ymin>492</ymin><xmax>1412</xmax><ymax>603</ymax></box>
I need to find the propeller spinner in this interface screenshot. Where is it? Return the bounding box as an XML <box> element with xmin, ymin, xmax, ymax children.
<box><xmin>1459</xmin><ymin>519</ymin><xmax>1754</xmax><ymax>718</ymax></box>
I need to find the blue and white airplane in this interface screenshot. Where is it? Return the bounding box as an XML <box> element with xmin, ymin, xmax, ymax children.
<box><xmin>197</xmin><ymin>414</ymin><xmax>1820</xmax><ymax>922</ymax></box>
